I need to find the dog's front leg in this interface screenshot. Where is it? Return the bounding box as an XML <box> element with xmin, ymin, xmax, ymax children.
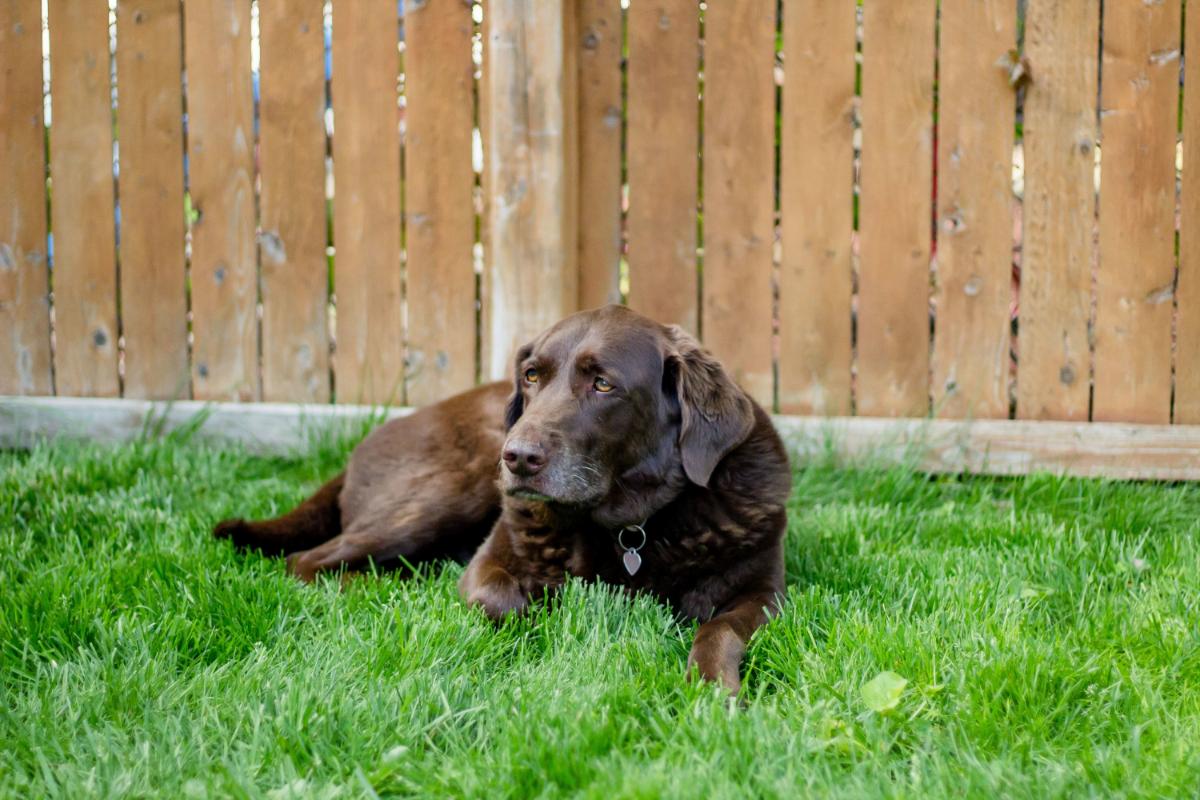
<box><xmin>458</xmin><ymin>528</ymin><xmax>530</xmax><ymax>621</ymax></box>
<box><xmin>688</xmin><ymin>587</ymin><xmax>780</xmax><ymax>695</ymax></box>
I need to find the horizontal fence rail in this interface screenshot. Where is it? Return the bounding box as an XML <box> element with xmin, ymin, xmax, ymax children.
<box><xmin>2</xmin><ymin>0</ymin><xmax>1199</xmax><ymax>438</ymax></box>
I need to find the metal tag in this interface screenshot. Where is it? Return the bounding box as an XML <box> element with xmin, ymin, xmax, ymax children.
<box><xmin>622</xmin><ymin>548</ymin><xmax>642</xmax><ymax>576</ymax></box>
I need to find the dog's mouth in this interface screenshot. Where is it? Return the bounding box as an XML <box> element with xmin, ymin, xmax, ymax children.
<box><xmin>505</xmin><ymin>486</ymin><xmax>558</xmax><ymax>503</ymax></box>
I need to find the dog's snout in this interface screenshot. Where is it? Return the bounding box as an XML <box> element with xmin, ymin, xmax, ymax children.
<box><xmin>502</xmin><ymin>440</ymin><xmax>547</xmax><ymax>477</ymax></box>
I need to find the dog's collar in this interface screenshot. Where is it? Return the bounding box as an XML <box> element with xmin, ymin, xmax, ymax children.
<box><xmin>617</xmin><ymin>520</ymin><xmax>648</xmax><ymax>576</ymax></box>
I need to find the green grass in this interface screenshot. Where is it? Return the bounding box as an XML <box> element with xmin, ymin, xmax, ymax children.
<box><xmin>2</xmin><ymin>431</ymin><xmax>1199</xmax><ymax>799</ymax></box>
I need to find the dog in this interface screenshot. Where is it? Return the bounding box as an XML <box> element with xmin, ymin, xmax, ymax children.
<box><xmin>214</xmin><ymin>305</ymin><xmax>791</xmax><ymax>692</ymax></box>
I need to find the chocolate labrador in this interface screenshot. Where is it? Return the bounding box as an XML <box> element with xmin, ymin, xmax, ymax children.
<box><xmin>214</xmin><ymin>305</ymin><xmax>791</xmax><ymax>692</ymax></box>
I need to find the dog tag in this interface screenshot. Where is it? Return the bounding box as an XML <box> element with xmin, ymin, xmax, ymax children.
<box><xmin>622</xmin><ymin>548</ymin><xmax>642</xmax><ymax>576</ymax></box>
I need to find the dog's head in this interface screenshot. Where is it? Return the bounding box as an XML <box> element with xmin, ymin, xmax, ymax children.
<box><xmin>500</xmin><ymin>305</ymin><xmax>755</xmax><ymax>528</ymax></box>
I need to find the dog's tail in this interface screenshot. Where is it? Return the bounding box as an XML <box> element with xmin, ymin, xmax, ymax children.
<box><xmin>213</xmin><ymin>472</ymin><xmax>345</xmax><ymax>556</ymax></box>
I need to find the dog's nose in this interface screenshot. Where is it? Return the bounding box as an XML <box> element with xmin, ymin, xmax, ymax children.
<box><xmin>502</xmin><ymin>441</ymin><xmax>546</xmax><ymax>476</ymax></box>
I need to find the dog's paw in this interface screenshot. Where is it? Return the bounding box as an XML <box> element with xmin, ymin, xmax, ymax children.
<box><xmin>212</xmin><ymin>518</ymin><xmax>250</xmax><ymax>546</ymax></box>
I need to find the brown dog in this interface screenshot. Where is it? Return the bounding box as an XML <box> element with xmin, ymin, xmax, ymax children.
<box><xmin>215</xmin><ymin>305</ymin><xmax>791</xmax><ymax>692</ymax></box>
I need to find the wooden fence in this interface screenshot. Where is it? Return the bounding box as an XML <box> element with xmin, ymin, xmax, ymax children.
<box><xmin>2</xmin><ymin>0</ymin><xmax>1198</xmax><ymax>430</ymax></box>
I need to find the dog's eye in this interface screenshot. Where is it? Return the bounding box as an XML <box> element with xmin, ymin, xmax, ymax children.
<box><xmin>523</xmin><ymin>367</ymin><xmax>539</xmax><ymax>384</ymax></box>
<box><xmin>593</xmin><ymin>376</ymin><xmax>614</xmax><ymax>393</ymax></box>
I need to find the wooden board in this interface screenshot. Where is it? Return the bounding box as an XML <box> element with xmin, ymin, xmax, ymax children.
<box><xmin>330</xmin><ymin>0</ymin><xmax>404</xmax><ymax>403</ymax></box>
<box><xmin>778</xmin><ymin>0</ymin><xmax>856</xmax><ymax>415</ymax></box>
<box><xmin>856</xmin><ymin>0</ymin><xmax>937</xmax><ymax>417</ymax></box>
<box><xmin>46</xmin><ymin>0</ymin><xmax>119</xmax><ymax>397</ymax></box>
<box><xmin>115</xmin><ymin>0</ymin><xmax>189</xmax><ymax>400</ymax></box>
<box><xmin>1177</xmin><ymin>0</ymin><xmax>1200</xmax><ymax>423</ymax></box>
<box><xmin>1093</xmin><ymin>0</ymin><xmax>1180</xmax><ymax>424</ymax></box>
<box><xmin>484</xmin><ymin>1</ymin><xmax>576</xmax><ymax>380</ymax></box>
<box><xmin>183</xmin><ymin>0</ymin><xmax>258</xmax><ymax>401</ymax></box>
<box><xmin>258</xmin><ymin>0</ymin><xmax>330</xmax><ymax>403</ymax></box>
<box><xmin>701</xmin><ymin>0</ymin><xmax>775</xmax><ymax>407</ymax></box>
<box><xmin>625</xmin><ymin>0</ymin><xmax>698</xmax><ymax>332</ymax></box>
<box><xmin>575</xmin><ymin>0</ymin><xmax>623</xmax><ymax>309</ymax></box>
<box><xmin>7</xmin><ymin>395</ymin><xmax>1200</xmax><ymax>482</ymax></box>
<box><xmin>1017</xmin><ymin>0</ymin><xmax>1099</xmax><ymax>422</ymax></box>
<box><xmin>931</xmin><ymin>0</ymin><xmax>1016</xmax><ymax>419</ymax></box>
<box><xmin>404</xmin><ymin>0</ymin><xmax>476</xmax><ymax>406</ymax></box>
<box><xmin>0</xmin><ymin>0</ymin><xmax>53</xmax><ymax>395</ymax></box>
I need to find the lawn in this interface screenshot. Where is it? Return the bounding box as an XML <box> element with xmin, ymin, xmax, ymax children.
<box><xmin>2</xmin><ymin>428</ymin><xmax>1199</xmax><ymax>798</ymax></box>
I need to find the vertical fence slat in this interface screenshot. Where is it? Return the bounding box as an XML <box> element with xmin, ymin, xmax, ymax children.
<box><xmin>331</xmin><ymin>1</ymin><xmax>403</xmax><ymax>403</ymax></box>
<box><xmin>485</xmin><ymin>1</ymin><xmax>576</xmax><ymax>380</ymax></box>
<box><xmin>0</xmin><ymin>0</ymin><xmax>52</xmax><ymax>395</ymax></box>
<box><xmin>405</xmin><ymin>0</ymin><xmax>476</xmax><ymax>406</ymax></box>
<box><xmin>932</xmin><ymin>0</ymin><xmax>1016</xmax><ymax>419</ymax></box>
<box><xmin>856</xmin><ymin>1</ymin><xmax>937</xmax><ymax>417</ymax></box>
<box><xmin>184</xmin><ymin>1</ymin><xmax>257</xmax><ymax>401</ymax></box>
<box><xmin>1093</xmin><ymin>0</ymin><xmax>1180</xmax><ymax>424</ymax></box>
<box><xmin>626</xmin><ymin>0</ymin><xmax>698</xmax><ymax>332</ymax></box>
<box><xmin>1179</xmin><ymin>0</ymin><xmax>1200</xmax><ymax>423</ymax></box>
<box><xmin>1017</xmin><ymin>0</ymin><xmax>1099</xmax><ymax>422</ymax></box>
<box><xmin>701</xmin><ymin>0</ymin><xmax>775</xmax><ymax>407</ymax></box>
<box><xmin>778</xmin><ymin>0</ymin><xmax>855</xmax><ymax>415</ymax></box>
<box><xmin>47</xmin><ymin>0</ymin><xmax>119</xmax><ymax>397</ymax></box>
<box><xmin>115</xmin><ymin>0</ymin><xmax>188</xmax><ymax>400</ymax></box>
<box><xmin>576</xmin><ymin>0</ymin><xmax>622</xmax><ymax>309</ymax></box>
<box><xmin>259</xmin><ymin>0</ymin><xmax>329</xmax><ymax>403</ymax></box>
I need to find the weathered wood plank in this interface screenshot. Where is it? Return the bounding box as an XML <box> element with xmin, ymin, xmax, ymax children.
<box><xmin>701</xmin><ymin>0</ymin><xmax>775</xmax><ymax>407</ymax></box>
<box><xmin>626</xmin><ymin>0</ymin><xmax>698</xmax><ymax>332</ymax></box>
<box><xmin>405</xmin><ymin>0</ymin><xmax>477</xmax><ymax>405</ymax></box>
<box><xmin>1093</xmin><ymin>0</ymin><xmax>1180</xmax><ymax>424</ymax></box>
<box><xmin>485</xmin><ymin>0</ymin><xmax>577</xmax><ymax>379</ymax></box>
<box><xmin>1017</xmin><ymin>0</ymin><xmax>1099</xmax><ymax>422</ymax></box>
<box><xmin>330</xmin><ymin>0</ymin><xmax>404</xmax><ymax>402</ymax></box>
<box><xmin>856</xmin><ymin>0</ymin><xmax>937</xmax><ymax>417</ymax></box>
<box><xmin>0</xmin><ymin>0</ymin><xmax>53</xmax><ymax>395</ymax></box>
<box><xmin>1176</xmin><ymin>0</ymin><xmax>1200</xmax><ymax>423</ymax></box>
<box><xmin>5</xmin><ymin>395</ymin><xmax>1200</xmax><ymax>482</ymax></box>
<box><xmin>778</xmin><ymin>0</ymin><xmax>856</xmax><ymax>415</ymax></box>
<box><xmin>115</xmin><ymin>0</ymin><xmax>189</xmax><ymax>400</ymax></box>
<box><xmin>46</xmin><ymin>0</ymin><xmax>120</xmax><ymax>397</ymax></box>
<box><xmin>575</xmin><ymin>0</ymin><xmax>623</xmax><ymax>309</ymax></box>
<box><xmin>259</xmin><ymin>0</ymin><xmax>329</xmax><ymax>403</ymax></box>
<box><xmin>932</xmin><ymin>0</ymin><xmax>1017</xmax><ymax>419</ymax></box>
<box><xmin>184</xmin><ymin>0</ymin><xmax>258</xmax><ymax>401</ymax></box>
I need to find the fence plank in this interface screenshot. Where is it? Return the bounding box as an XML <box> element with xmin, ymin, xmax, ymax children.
<box><xmin>0</xmin><ymin>0</ymin><xmax>52</xmax><ymax>395</ymax></box>
<box><xmin>856</xmin><ymin>0</ymin><xmax>937</xmax><ymax>417</ymax></box>
<box><xmin>259</xmin><ymin>0</ymin><xmax>329</xmax><ymax>403</ymax></box>
<box><xmin>626</xmin><ymin>0</ymin><xmax>698</xmax><ymax>332</ymax></box>
<box><xmin>405</xmin><ymin>0</ymin><xmax>476</xmax><ymax>406</ymax></box>
<box><xmin>778</xmin><ymin>0</ymin><xmax>855</xmax><ymax>415</ymax></box>
<box><xmin>331</xmin><ymin>0</ymin><xmax>403</xmax><ymax>403</ymax></box>
<box><xmin>701</xmin><ymin>0</ymin><xmax>775</xmax><ymax>407</ymax></box>
<box><xmin>1093</xmin><ymin>0</ymin><xmax>1180</xmax><ymax>424</ymax></box>
<box><xmin>1017</xmin><ymin>0</ymin><xmax>1099</xmax><ymax>422</ymax></box>
<box><xmin>183</xmin><ymin>1</ymin><xmax>257</xmax><ymax>401</ymax></box>
<box><xmin>932</xmin><ymin>0</ymin><xmax>1016</xmax><ymax>419</ymax></box>
<box><xmin>115</xmin><ymin>0</ymin><xmax>188</xmax><ymax>400</ymax></box>
<box><xmin>46</xmin><ymin>0</ymin><xmax>119</xmax><ymax>397</ymax></box>
<box><xmin>484</xmin><ymin>1</ymin><xmax>576</xmax><ymax>379</ymax></box>
<box><xmin>1177</xmin><ymin>1</ymin><xmax>1200</xmax><ymax>423</ymax></box>
<box><xmin>576</xmin><ymin>0</ymin><xmax>622</xmax><ymax>309</ymax></box>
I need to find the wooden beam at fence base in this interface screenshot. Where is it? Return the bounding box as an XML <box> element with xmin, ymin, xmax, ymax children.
<box><xmin>1094</xmin><ymin>0</ymin><xmax>1180</xmax><ymax>424</ymax></box>
<box><xmin>1017</xmin><ymin>0</ymin><xmax>1099</xmax><ymax>423</ymax></box>
<box><xmin>0</xmin><ymin>0</ymin><xmax>53</xmax><ymax>396</ymax></box>
<box><xmin>4</xmin><ymin>395</ymin><xmax>1200</xmax><ymax>482</ymax></box>
<box><xmin>484</xmin><ymin>1</ymin><xmax>577</xmax><ymax>380</ymax></box>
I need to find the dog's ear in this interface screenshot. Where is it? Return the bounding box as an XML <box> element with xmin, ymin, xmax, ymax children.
<box><xmin>505</xmin><ymin>345</ymin><xmax>532</xmax><ymax>430</ymax></box>
<box><xmin>664</xmin><ymin>326</ymin><xmax>755</xmax><ymax>487</ymax></box>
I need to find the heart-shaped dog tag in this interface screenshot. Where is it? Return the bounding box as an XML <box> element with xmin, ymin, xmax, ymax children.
<box><xmin>622</xmin><ymin>548</ymin><xmax>642</xmax><ymax>576</ymax></box>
